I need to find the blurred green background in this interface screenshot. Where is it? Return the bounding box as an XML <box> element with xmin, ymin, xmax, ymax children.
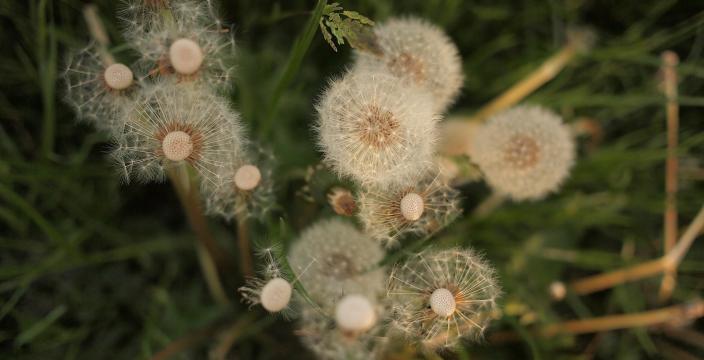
<box><xmin>1</xmin><ymin>0</ymin><xmax>703</xmax><ymax>358</ymax></box>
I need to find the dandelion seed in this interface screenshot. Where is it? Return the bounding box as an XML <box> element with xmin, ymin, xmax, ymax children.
<box><xmin>354</xmin><ymin>17</ymin><xmax>463</xmax><ymax>113</ymax></box>
<box><xmin>357</xmin><ymin>170</ymin><xmax>460</xmax><ymax>247</ymax></box>
<box><xmin>387</xmin><ymin>247</ymin><xmax>501</xmax><ymax>347</ymax></box>
<box><xmin>470</xmin><ymin>105</ymin><xmax>576</xmax><ymax>201</ymax></box>
<box><xmin>112</xmin><ymin>80</ymin><xmax>244</xmax><ymax>185</ymax></box>
<box><xmin>316</xmin><ymin>70</ymin><xmax>439</xmax><ymax>188</ymax></box>
<box><xmin>63</xmin><ymin>43</ymin><xmax>136</xmax><ymax>134</ymax></box>
<box><xmin>335</xmin><ymin>294</ymin><xmax>377</xmax><ymax>333</ymax></box>
<box><xmin>287</xmin><ymin>219</ymin><xmax>386</xmax><ymax>311</ymax></box>
<box><xmin>327</xmin><ymin>187</ymin><xmax>357</xmax><ymax>216</ymax></box>
<box><xmin>204</xmin><ymin>147</ymin><xmax>277</xmax><ymax>221</ymax></box>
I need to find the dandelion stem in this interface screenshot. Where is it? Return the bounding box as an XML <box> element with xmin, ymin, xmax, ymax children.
<box><xmin>567</xmin><ymin>204</ymin><xmax>704</xmax><ymax>296</ymax></box>
<box><xmin>167</xmin><ymin>165</ymin><xmax>231</xmax><ymax>305</ymax></box>
<box><xmin>466</xmin><ymin>42</ymin><xmax>577</xmax><ymax>123</ymax></box>
<box><xmin>472</xmin><ymin>192</ymin><xmax>506</xmax><ymax>218</ymax></box>
<box><xmin>209</xmin><ymin>314</ymin><xmax>256</xmax><ymax>360</ymax></box>
<box><xmin>658</xmin><ymin>50</ymin><xmax>680</xmax><ymax>302</ymax></box>
<box><xmin>235</xmin><ymin>212</ymin><xmax>254</xmax><ymax>278</ymax></box>
<box><xmin>82</xmin><ymin>5</ymin><xmax>115</xmax><ymax>65</ymax></box>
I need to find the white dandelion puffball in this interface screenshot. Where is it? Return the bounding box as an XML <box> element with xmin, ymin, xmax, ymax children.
<box><xmin>103</xmin><ymin>63</ymin><xmax>134</xmax><ymax>91</ymax></box>
<box><xmin>169</xmin><ymin>38</ymin><xmax>204</xmax><ymax>75</ymax></box>
<box><xmin>260</xmin><ymin>277</ymin><xmax>292</xmax><ymax>313</ymax></box>
<box><xmin>335</xmin><ymin>295</ymin><xmax>377</xmax><ymax>333</ymax></box>
<box><xmin>63</xmin><ymin>43</ymin><xmax>135</xmax><ymax>134</ymax></box>
<box><xmin>388</xmin><ymin>248</ymin><xmax>501</xmax><ymax>348</ymax></box>
<box><xmin>204</xmin><ymin>147</ymin><xmax>277</xmax><ymax>221</ymax></box>
<box><xmin>357</xmin><ymin>170</ymin><xmax>461</xmax><ymax>247</ymax></box>
<box><xmin>112</xmin><ymin>81</ymin><xmax>245</xmax><ymax>186</ymax></box>
<box><xmin>288</xmin><ymin>219</ymin><xmax>386</xmax><ymax>310</ymax></box>
<box><xmin>121</xmin><ymin>0</ymin><xmax>235</xmax><ymax>88</ymax></box>
<box><xmin>297</xmin><ymin>307</ymin><xmax>380</xmax><ymax>360</ymax></box>
<box><xmin>316</xmin><ymin>70</ymin><xmax>439</xmax><ymax>189</ymax></box>
<box><xmin>234</xmin><ymin>164</ymin><xmax>262</xmax><ymax>191</ymax></box>
<box><xmin>471</xmin><ymin>105</ymin><xmax>576</xmax><ymax>201</ymax></box>
<box><xmin>354</xmin><ymin>17</ymin><xmax>463</xmax><ymax>113</ymax></box>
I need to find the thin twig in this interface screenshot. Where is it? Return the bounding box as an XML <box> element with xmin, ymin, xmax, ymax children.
<box><xmin>659</xmin><ymin>50</ymin><xmax>680</xmax><ymax>302</ymax></box>
<box><xmin>151</xmin><ymin>321</ymin><xmax>225</xmax><ymax>360</ymax></box>
<box><xmin>82</xmin><ymin>5</ymin><xmax>114</xmax><ymax>65</ymax></box>
<box><xmin>465</xmin><ymin>42</ymin><xmax>577</xmax><ymax>123</ymax></box>
<box><xmin>472</xmin><ymin>192</ymin><xmax>506</xmax><ymax>219</ymax></box>
<box><xmin>566</xmin><ymin>204</ymin><xmax>704</xmax><ymax>296</ymax></box>
<box><xmin>209</xmin><ymin>314</ymin><xmax>256</xmax><ymax>360</ymax></box>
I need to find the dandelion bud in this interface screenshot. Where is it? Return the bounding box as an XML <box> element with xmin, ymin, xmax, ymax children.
<box><xmin>388</xmin><ymin>248</ymin><xmax>501</xmax><ymax>347</ymax></box>
<box><xmin>260</xmin><ymin>277</ymin><xmax>292</xmax><ymax>313</ymax></box>
<box><xmin>328</xmin><ymin>187</ymin><xmax>357</xmax><ymax>216</ymax></box>
<box><xmin>335</xmin><ymin>295</ymin><xmax>377</xmax><ymax>333</ymax></box>
<box><xmin>471</xmin><ymin>105</ymin><xmax>575</xmax><ymax>201</ymax></box>
<box><xmin>103</xmin><ymin>63</ymin><xmax>134</xmax><ymax>90</ymax></box>
<box><xmin>169</xmin><ymin>38</ymin><xmax>204</xmax><ymax>75</ymax></box>
<box><xmin>354</xmin><ymin>17</ymin><xmax>463</xmax><ymax>113</ymax></box>
<box><xmin>316</xmin><ymin>70</ymin><xmax>438</xmax><ymax>188</ymax></box>
<box><xmin>234</xmin><ymin>164</ymin><xmax>262</xmax><ymax>191</ymax></box>
<box><xmin>399</xmin><ymin>192</ymin><xmax>424</xmax><ymax>221</ymax></box>
<box><xmin>429</xmin><ymin>288</ymin><xmax>456</xmax><ymax>317</ymax></box>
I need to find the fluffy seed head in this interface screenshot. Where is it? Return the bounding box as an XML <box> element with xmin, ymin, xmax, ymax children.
<box><xmin>335</xmin><ymin>295</ymin><xmax>377</xmax><ymax>333</ymax></box>
<box><xmin>121</xmin><ymin>0</ymin><xmax>235</xmax><ymax>89</ymax></box>
<box><xmin>358</xmin><ymin>170</ymin><xmax>460</xmax><ymax>247</ymax></box>
<box><xmin>470</xmin><ymin>105</ymin><xmax>576</xmax><ymax>201</ymax></box>
<box><xmin>103</xmin><ymin>63</ymin><xmax>134</xmax><ymax>90</ymax></box>
<box><xmin>288</xmin><ymin>219</ymin><xmax>385</xmax><ymax>311</ymax></box>
<box><xmin>63</xmin><ymin>43</ymin><xmax>134</xmax><ymax>134</ymax></box>
<box><xmin>387</xmin><ymin>248</ymin><xmax>501</xmax><ymax>347</ymax></box>
<box><xmin>112</xmin><ymin>80</ymin><xmax>244</xmax><ymax>185</ymax></box>
<box><xmin>316</xmin><ymin>70</ymin><xmax>439</xmax><ymax>188</ymax></box>
<box><xmin>430</xmin><ymin>288</ymin><xmax>456</xmax><ymax>317</ymax></box>
<box><xmin>161</xmin><ymin>130</ymin><xmax>194</xmax><ymax>161</ymax></box>
<box><xmin>260</xmin><ymin>277</ymin><xmax>292</xmax><ymax>313</ymax></box>
<box><xmin>234</xmin><ymin>164</ymin><xmax>262</xmax><ymax>191</ymax></box>
<box><xmin>354</xmin><ymin>17</ymin><xmax>463</xmax><ymax>112</ymax></box>
<box><xmin>297</xmin><ymin>306</ymin><xmax>381</xmax><ymax>360</ymax></box>
<box><xmin>400</xmin><ymin>192</ymin><xmax>424</xmax><ymax>221</ymax></box>
<box><xmin>169</xmin><ymin>38</ymin><xmax>204</xmax><ymax>75</ymax></box>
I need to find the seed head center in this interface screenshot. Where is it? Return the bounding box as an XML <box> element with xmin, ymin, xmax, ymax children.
<box><xmin>103</xmin><ymin>63</ymin><xmax>133</xmax><ymax>90</ymax></box>
<box><xmin>234</xmin><ymin>164</ymin><xmax>262</xmax><ymax>191</ymax></box>
<box><xmin>169</xmin><ymin>38</ymin><xmax>204</xmax><ymax>75</ymax></box>
<box><xmin>162</xmin><ymin>130</ymin><xmax>194</xmax><ymax>161</ymax></box>
<box><xmin>356</xmin><ymin>105</ymin><xmax>399</xmax><ymax>149</ymax></box>
<box><xmin>260</xmin><ymin>277</ymin><xmax>292</xmax><ymax>313</ymax></box>
<box><xmin>388</xmin><ymin>52</ymin><xmax>426</xmax><ymax>83</ymax></box>
<box><xmin>430</xmin><ymin>288</ymin><xmax>456</xmax><ymax>318</ymax></box>
<box><xmin>325</xmin><ymin>253</ymin><xmax>357</xmax><ymax>279</ymax></box>
<box><xmin>400</xmin><ymin>192</ymin><xmax>425</xmax><ymax>221</ymax></box>
<box><xmin>504</xmin><ymin>135</ymin><xmax>540</xmax><ymax>169</ymax></box>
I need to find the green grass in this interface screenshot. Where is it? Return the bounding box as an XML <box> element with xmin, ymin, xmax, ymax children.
<box><xmin>1</xmin><ymin>0</ymin><xmax>703</xmax><ymax>359</ymax></box>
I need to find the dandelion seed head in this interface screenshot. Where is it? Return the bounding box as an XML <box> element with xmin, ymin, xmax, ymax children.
<box><xmin>287</xmin><ymin>219</ymin><xmax>386</xmax><ymax>311</ymax></box>
<box><xmin>169</xmin><ymin>38</ymin><xmax>204</xmax><ymax>75</ymax></box>
<box><xmin>387</xmin><ymin>247</ymin><xmax>501</xmax><ymax>347</ymax></box>
<box><xmin>335</xmin><ymin>294</ymin><xmax>377</xmax><ymax>333</ymax></box>
<box><xmin>354</xmin><ymin>17</ymin><xmax>463</xmax><ymax>113</ymax></box>
<box><xmin>429</xmin><ymin>288</ymin><xmax>456</xmax><ymax>317</ymax></box>
<box><xmin>260</xmin><ymin>277</ymin><xmax>292</xmax><ymax>313</ymax></box>
<box><xmin>316</xmin><ymin>70</ymin><xmax>439</xmax><ymax>188</ymax></box>
<box><xmin>63</xmin><ymin>43</ymin><xmax>135</xmax><ymax>134</ymax></box>
<box><xmin>358</xmin><ymin>169</ymin><xmax>460</xmax><ymax>247</ymax></box>
<box><xmin>470</xmin><ymin>105</ymin><xmax>576</xmax><ymax>201</ymax></box>
<box><xmin>204</xmin><ymin>146</ymin><xmax>276</xmax><ymax>221</ymax></box>
<box><xmin>399</xmin><ymin>192</ymin><xmax>424</xmax><ymax>221</ymax></box>
<box><xmin>234</xmin><ymin>164</ymin><xmax>262</xmax><ymax>191</ymax></box>
<box><xmin>103</xmin><ymin>63</ymin><xmax>134</xmax><ymax>90</ymax></box>
<box><xmin>112</xmin><ymin>80</ymin><xmax>244</xmax><ymax>185</ymax></box>
<box><xmin>161</xmin><ymin>130</ymin><xmax>194</xmax><ymax>161</ymax></box>
<box><xmin>297</xmin><ymin>306</ymin><xmax>381</xmax><ymax>360</ymax></box>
